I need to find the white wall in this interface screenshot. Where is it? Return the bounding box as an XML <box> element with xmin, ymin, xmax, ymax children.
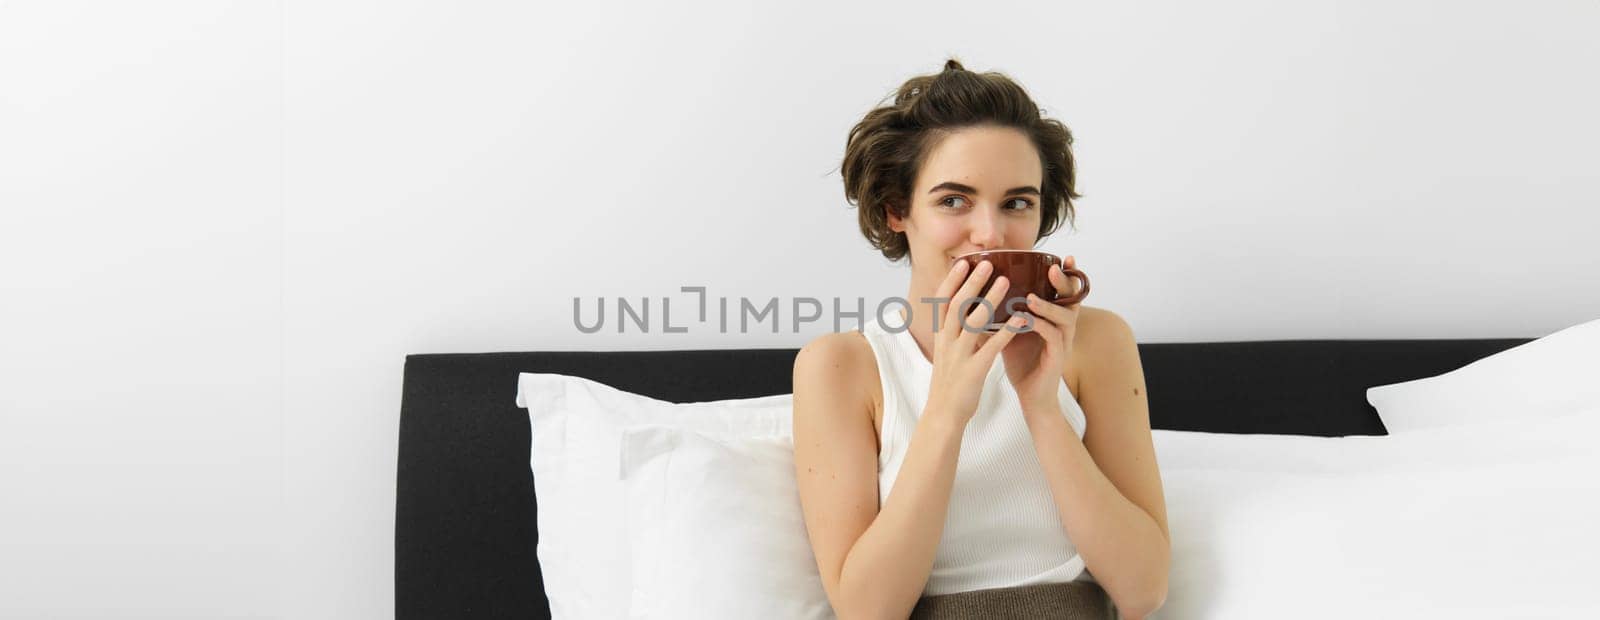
<box><xmin>0</xmin><ymin>2</ymin><xmax>284</xmax><ymax>618</ymax></box>
<box><xmin>3</xmin><ymin>1</ymin><xmax>1597</xmax><ymax>618</ymax></box>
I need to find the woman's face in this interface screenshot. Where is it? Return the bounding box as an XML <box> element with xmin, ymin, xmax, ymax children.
<box><xmin>889</xmin><ymin>125</ymin><xmax>1045</xmax><ymax>276</ymax></box>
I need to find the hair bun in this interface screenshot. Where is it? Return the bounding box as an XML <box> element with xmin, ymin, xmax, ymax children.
<box><xmin>943</xmin><ymin>59</ymin><xmax>965</xmax><ymax>72</ymax></box>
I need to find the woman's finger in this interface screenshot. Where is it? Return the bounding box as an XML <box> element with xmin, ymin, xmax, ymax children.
<box><xmin>960</xmin><ymin>275</ymin><xmax>1008</xmax><ymax>338</ymax></box>
<box><xmin>945</xmin><ymin>260</ymin><xmax>993</xmax><ymax>339</ymax></box>
<box><xmin>960</xmin><ymin>273</ymin><xmax>1013</xmax><ymax>342</ymax></box>
<box><xmin>1048</xmin><ymin>263</ymin><xmax>1078</xmax><ymax>298</ymax></box>
<box><xmin>1026</xmin><ymin>293</ymin><xmax>1075</xmax><ymax>325</ymax></box>
<box><xmin>979</xmin><ymin>314</ymin><xmax>1027</xmax><ymax>359</ymax></box>
<box><xmin>1027</xmin><ymin>310</ymin><xmax>1060</xmax><ymax>338</ymax></box>
<box><xmin>929</xmin><ymin>259</ymin><xmax>970</xmax><ymax>331</ymax></box>
<box><xmin>1025</xmin><ymin>311</ymin><xmax>1069</xmax><ymax>355</ymax></box>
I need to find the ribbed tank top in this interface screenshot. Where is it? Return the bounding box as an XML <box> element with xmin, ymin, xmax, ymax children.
<box><xmin>860</xmin><ymin>305</ymin><xmax>1092</xmax><ymax>596</ymax></box>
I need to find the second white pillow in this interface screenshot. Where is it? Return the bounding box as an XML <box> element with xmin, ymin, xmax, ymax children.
<box><xmin>1366</xmin><ymin>316</ymin><xmax>1600</xmax><ymax>433</ymax></box>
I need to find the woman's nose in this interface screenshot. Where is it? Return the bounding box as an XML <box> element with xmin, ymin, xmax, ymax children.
<box><xmin>969</xmin><ymin>208</ymin><xmax>1004</xmax><ymax>246</ymax></box>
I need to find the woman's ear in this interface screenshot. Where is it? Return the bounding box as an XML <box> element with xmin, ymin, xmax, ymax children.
<box><xmin>886</xmin><ymin>203</ymin><xmax>905</xmax><ymax>233</ymax></box>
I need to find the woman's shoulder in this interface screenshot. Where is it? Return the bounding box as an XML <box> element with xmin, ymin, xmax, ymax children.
<box><xmin>1068</xmin><ymin>305</ymin><xmax>1133</xmax><ymax>395</ymax></box>
<box><xmin>790</xmin><ymin>329</ymin><xmax>876</xmax><ymax>377</ymax></box>
<box><xmin>1074</xmin><ymin>305</ymin><xmax>1134</xmax><ymax>353</ymax></box>
<box><xmin>793</xmin><ymin>330</ymin><xmax>883</xmax><ymax>430</ymax></box>
<box><xmin>794</xmin><ymin>330</ymin><xmax>878</xmax><ymax>397</ymax></box>
<box><xmin>1074</xmin><ymin>304</ymin><xmax>1122</xmax><ymax>334</ymax></box>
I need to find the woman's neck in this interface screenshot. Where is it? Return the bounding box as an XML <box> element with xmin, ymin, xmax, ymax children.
<box><xmin>899</xmin><ymin>282</ymin><xmax>943</xmax><ymax>365</ymax></box>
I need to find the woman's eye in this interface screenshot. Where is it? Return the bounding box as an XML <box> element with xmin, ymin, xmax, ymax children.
<box><xmin>939</xmin><ymin>196</ymin><xmax>1033</xmax><ymax>211</ymax></box>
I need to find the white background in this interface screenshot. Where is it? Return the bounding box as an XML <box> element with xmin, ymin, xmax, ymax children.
<box><xmin>2</xmin><ymin>1</ymin><xmax>1597</xmax><ymax>618</ymax></box>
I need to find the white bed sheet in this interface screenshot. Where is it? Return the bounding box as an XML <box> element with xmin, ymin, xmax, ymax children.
<box><xmin>1152</xmin><ymin>409</ymin><xmax>1600</xmax><ymax>618</ymax></box>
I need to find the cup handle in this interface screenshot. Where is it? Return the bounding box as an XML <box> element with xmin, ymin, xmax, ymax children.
<box><xmin>1050</xmin><ymin>267</ymin><xmax>1090</xmax><ymax>306</ymax></box>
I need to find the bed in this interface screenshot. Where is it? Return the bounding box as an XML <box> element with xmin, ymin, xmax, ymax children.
<box><xmin>393</xmin><ymin>336</ymin><xmax>1562</xmax><ymax>618</ymax></box>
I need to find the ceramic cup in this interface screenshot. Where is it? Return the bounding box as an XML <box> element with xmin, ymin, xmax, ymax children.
<box><xmin>952</xmin><ymin>249</ymin><xmax>1090</xmax><ymax>331</ymax></box>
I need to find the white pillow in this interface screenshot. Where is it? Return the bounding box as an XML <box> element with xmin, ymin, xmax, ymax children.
<box><xmin>1152</xmin><ymin>411</ymin><xmax>1600</xmax><ymax>619</ymax></box>
<box><xmin>1366</xmin><ymin>316</ymin><xmax>1600</xmax><ymax>433</ymax></box>
<box><xmin>619</xmin><ymin>425</ymin><xmax>835</xmax><ymax>620</ymax></box>
<box><xmin>1154</xmin><ymin>405</ymin><xmax>1593</xmax><ymax>477</ymax></box>
<box><xmin>514</xmin><ymin>373</ymin><xmax>793</xmax><ymax>620</ymax></box>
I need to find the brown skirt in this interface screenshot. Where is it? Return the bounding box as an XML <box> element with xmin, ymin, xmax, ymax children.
<box><xmin>910</xmin><ymin>581</ymin><xmax>1119</xmax><ymax>620</ymax></box>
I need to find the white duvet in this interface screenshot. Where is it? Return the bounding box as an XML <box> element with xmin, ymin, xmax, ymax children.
<box><xmin>1152</xmin><ymin>409</ymin><xmax>1600</xmax><ymax>618</ymax></box>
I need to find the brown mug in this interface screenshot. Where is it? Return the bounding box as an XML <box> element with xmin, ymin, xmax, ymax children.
<box><xmin>952</xmin><ymin>250</ymin><xmax>1090</xmax><ymax>331</ymax></box>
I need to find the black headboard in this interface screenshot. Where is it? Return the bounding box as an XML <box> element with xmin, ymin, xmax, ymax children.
<box><xmin>394</xmin><ymin>338</ymin><xmax>1530</xmax><ymax>619</ymax></box>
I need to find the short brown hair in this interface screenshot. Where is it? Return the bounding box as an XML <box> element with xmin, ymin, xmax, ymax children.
<box><xmin>841</xmin><ymin>58</ymin><xmax>1081</xmax><ymax>262</ymax></box>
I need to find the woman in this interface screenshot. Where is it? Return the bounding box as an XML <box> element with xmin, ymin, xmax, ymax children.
<box><xmin>792</xmin><ymin>59</ymin><xmax>1170</xmax><ymax>620</ymax></box>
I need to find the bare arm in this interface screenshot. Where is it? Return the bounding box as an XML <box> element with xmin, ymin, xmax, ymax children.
<box><xmin>794</xmin><ymin>260</ymin><xmax>1023</xmax><ymax>619</ymax></box>
<box><xmin>792</xmin><ymin>334</ymin><xmax>967</xmax><ymax>619</ymax></box>
<box><xmin>1022</xmin><ymin>309</ymin><xmax>1170</xmax><ymax>619</ymax></box>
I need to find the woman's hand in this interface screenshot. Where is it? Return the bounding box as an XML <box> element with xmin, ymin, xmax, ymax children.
<box><xmin>1001</xmin><ymin>255</ymin><xmax>1085</xmax><ymax>411</ymax></box>
<box><xmin>924</xmin><ymin>259</ymin><xmax>1029</xmax><ymax>426</ymax></box>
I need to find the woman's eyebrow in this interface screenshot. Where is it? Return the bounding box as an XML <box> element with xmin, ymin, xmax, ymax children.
<box><xmin>927</xmin><ymin>181</ymin><xmax>1040</xmax><ymax>196</ymax></box>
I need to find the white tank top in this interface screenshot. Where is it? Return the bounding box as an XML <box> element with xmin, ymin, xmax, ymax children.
<box><xmin>861</xmin><ymin>306</ymin><xmax>1092</xmax><ymax>596</ymax></box>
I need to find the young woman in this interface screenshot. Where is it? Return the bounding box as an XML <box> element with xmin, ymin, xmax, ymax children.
<box><xmin>792</xmin><ymin>59</ymin><xmax>1170</xmax><ymax>620</ymax></box>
